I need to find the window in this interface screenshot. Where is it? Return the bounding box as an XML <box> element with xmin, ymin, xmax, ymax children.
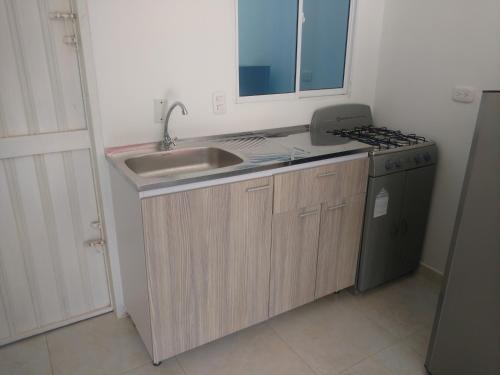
<box><xmin>237</xmin><ymin>0</ymin><xmax>354</xmax><ymax>100</ymax></box>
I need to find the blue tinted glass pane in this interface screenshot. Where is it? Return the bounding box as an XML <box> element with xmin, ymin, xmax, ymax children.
<box><xmin>238</xmin><ymin>0</ymin><xmax>298</xmax><ymax>96</ymax></box>
<box><xmin>300</xmin><ymin>0</ymin><xmax>350</xmax><ymax>91</ymax></box>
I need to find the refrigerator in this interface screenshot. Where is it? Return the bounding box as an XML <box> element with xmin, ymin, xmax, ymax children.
<box><xmin>425</xmin><ymin>91</ymin><xmax>500</xmax><ymax>375</ymax></box>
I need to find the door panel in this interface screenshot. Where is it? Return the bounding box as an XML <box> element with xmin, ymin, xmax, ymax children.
<box><xmin>0</xmin><ymin>163</ymin><xmax>38</xmax><ymax>334</ymax></box>
<box><xmin>0</xmin><ymin>153</ymin><xmax>110</xmax><ymax>341</ymax></box>
<box><xmin>398</xmin><ymin>166</ymin><xmax>436</xmax><ymax>274</ymax></box>
<box><xmin>0</xmin><ymin>0</ymin><xmax>86</xmax><ymax>136</ymax></box>
<box><xmin>270</xmin><ymin>205</ymin><xmax>321</xmax><ymax>316</ymax></box>
<box><xmin>0</xmin><ymin>0</ymin><xmax>110</xmax><ymax>344</ymax></box>
<box><xmin>14</xmin><ymin>156</ymin><xmax>65</xmax><ymax>326</ymax></box>
<box><xmin>357</xmin><ymin>173</ymin><xmax>405</xmax><ymax>292</ymax></box>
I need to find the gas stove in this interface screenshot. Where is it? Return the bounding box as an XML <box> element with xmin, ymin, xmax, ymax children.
<box><xmin>328</xmin><ymin>125</ymin><xmax>429</xmax><ymax>153</ymax></box>
<box><xmin>310</xmin><ymin>104</ymin><xmax>437</xmax><ymax>292</ymax></box>
<box><xmin>310</xmin><ymin>104</ymin><xmax>437</xmax><ymax>177</ymax></box>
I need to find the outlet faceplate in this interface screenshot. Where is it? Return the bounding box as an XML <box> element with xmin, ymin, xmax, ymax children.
<box><xmin>212</xmin><ymin>92</ymin><xmax>226</xmax><ymax>115</ymax></box>
<box><xmin>452</xmin><ymin>86</ymin><xmax>476</xmax><ymax>103</ymax></box>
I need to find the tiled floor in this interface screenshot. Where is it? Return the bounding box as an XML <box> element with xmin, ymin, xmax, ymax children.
<box><xmin>0</xmin><ymin>268</ymin><xmax>441</xmax><ymax>375</ymax></box>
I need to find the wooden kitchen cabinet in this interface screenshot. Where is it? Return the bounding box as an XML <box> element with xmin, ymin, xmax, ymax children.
<box><xmin>111</xmin><ymin>155</ymin><xmax>369</xmax><ymax>363</ymax></box>
<box><xmin>141</xmin><ymin>177</ymin><xmax>273</xmax><ymax>360</ymax></box>
<box><xmin>315</xmin><ymin>193</ymin><xmax>367</xmax><ymax>299</ymax></box>
<box><xmin>269</xmin><ymin>205</ymin><xmax>321</xmax><ymax>317</ymax></box>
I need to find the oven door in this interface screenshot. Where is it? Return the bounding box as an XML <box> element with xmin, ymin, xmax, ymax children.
<box><xmin>357</xmin><ymin>165</ymin><xmax>436</xmax><ymax>292</ymax></box>
<box><xmin>398</xmin><ymin>165</ymin><xmax>436</xmax><ymax>274</ymax></box>
<box><xmin>357</xmin><ymin>172</ymin><xmax>406</xmax><ymax>292</ymax></box>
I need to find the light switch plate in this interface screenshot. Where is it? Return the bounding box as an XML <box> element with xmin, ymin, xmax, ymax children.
<box><xmin>212</xmin><ymin>91</ymin><xmax>226</xmax><ymax>115</ymax></box>
<box><xmin>452</xmin><ymin>86</ymin><xmax>476</xmax><ymax>103</ymax></box>
<box><xmin>154</xmin><ymin>99</ymin><xmax>168</xmax><ymax>123</ymax></box>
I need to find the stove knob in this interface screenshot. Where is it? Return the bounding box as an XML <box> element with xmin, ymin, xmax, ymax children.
<box><xmin>414</xmin><ymin>154</ymin><xmax>423</xmax><ymax>164</ymax></box>
<box><xmin>423</xmin><ymin>152</ymin><xmax>432</xmax><ymax>162</ymax></box>
<box><xmin>394</xmin><ymin>158</ymin><xmax>402</xmax><ymax>168</ymax></box>
<box><xmin>385</xmin><ymin>159</ymin><xmax>395</xmax><ymax>170</ymax></box>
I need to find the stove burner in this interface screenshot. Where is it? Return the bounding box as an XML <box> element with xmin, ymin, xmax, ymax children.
<box><xmin>327</xmin><ymin>125</ymin><xmax>427</xmax><ymax>151</ymax></box>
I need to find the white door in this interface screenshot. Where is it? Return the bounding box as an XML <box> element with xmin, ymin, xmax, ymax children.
<box><xmin>0</xmin><ymin>0</ymin><xmax>111</xmax><ymax>345</ymax></box>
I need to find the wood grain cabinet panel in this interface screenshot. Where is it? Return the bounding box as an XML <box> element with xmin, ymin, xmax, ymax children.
<box><xmin>269</xmin><ymin>205</ymin><xmax>321</xmax><ymax>316</ymax></box>
<box><xmin>337</xmin><ymin>157</ymin><xmax>369</xmax><ymax>201</ymax></box>
<box><xmin>141</xmin><ymin>177</ymin><xmax>273</xmax><ymax>360</ymax></box>
<box><xmin>273</xmin><ymin>158</ymin><xmax>369</xmax><ymax>213</ymax></box>
<box><xmin>315</xmin><ymin>194</ymin><xmax>367</xmax><ymax>298</ymax></box>
<box><xmin>335</xmin><ymin>193</ymin><xmax>367</xmax><ymax>290</ymax></box>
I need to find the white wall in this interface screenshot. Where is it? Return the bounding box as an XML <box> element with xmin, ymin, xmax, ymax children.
<box><xmin>373</xmin><ymin>0</ymin><xmax>500</xmax><ymax>273</ymax></box>
<box><xmin>86</xmin><ymin>0</ymin><xmax>386</xmax><ymax>147</ymax></box>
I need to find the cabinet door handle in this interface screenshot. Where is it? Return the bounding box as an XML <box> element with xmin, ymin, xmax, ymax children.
<box><xmin>327</xmin><ymin>202</ymin><xmax>347</xmax><ymax>211</ymax></box>
<box><xmin>246</xmin><ymin>184</ymin><xmax>271</xmax><ymax>193</ymax></box>
<box><xmin>317</xmin><ymin>171</ymin><xmax>337</xmax><ymax>178</ymax></box>
<box><xmin>299</xmin><ymin>209</ymin><xmax>320</xmax><ymax>218</ymax></box>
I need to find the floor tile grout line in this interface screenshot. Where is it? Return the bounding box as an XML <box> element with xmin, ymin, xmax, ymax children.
<box><xmin>338</xmin><ymin>326</ymin><xmax>430</xmax><ymax>374</ymax></box>
<box><xmin>266</xmin><ymin>321</ymin><xmax>322</xmax><ymax>375</ymax></box>
<box><xmin>175</xmin><ymin>355</ymin><xmax>191</xmax><ymax>375</ymax></box>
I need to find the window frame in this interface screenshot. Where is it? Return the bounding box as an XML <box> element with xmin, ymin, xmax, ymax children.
<box><xmin>235</xmin><ymin>0</ymin><xmax>357</xmax><ymax>103</ymax></box>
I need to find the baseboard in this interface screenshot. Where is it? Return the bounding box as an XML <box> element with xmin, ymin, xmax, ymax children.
<box><xmin>0</xmin><ymin>306</ymin><xmax>113</xmax><ymax>347</ymax></box>
<box><xmin>419</xmin><ymin>262</ymin><xmax>444</xmax><ymax>276</ymax></box>
<box><xmin>419</xmin><ymin>262</ymin><xmax>445</xmax><ymax>285</ymax></box>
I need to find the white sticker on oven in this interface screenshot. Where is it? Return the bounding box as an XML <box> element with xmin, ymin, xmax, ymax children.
<box><xmin>373</xmin><ymin>188</ymin><xmax>389</xmax><ymax>218</ymax></box>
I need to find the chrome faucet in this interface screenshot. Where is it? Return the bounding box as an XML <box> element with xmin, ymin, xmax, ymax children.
<box><xmin>161</xmin><ymin>101</ymin><xmax>188</xmax><ymax>150</ymax></box>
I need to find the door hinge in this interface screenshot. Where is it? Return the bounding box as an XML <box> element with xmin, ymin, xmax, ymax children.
<box><xmin>86</xmin><ymin>239</ymin><xmax>106</xmax><ymax>251</ymax></box>
<box><xmin>49</xmin><ymin>11</ymin><xmax>78</xmax><ymax>47</ymax></box>
<box><xmin>63</xmin><ymin>35</ymin><xmax>78</xmax><ymax>46</ymax></box>
<box><xmin>49</xmin><ymin>11</ymin><xmax>77</xmax><ymax>20</ymax></box>
<box><xmin>90</xmin><ymin>221</ymin><xmax>102</xmax><ymax>230</ymax></box>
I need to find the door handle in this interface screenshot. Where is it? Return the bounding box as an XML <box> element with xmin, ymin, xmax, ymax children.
<box><xmin>317</xmin><ymin>171</ymin><xmax>337</xmax><ymax>178</ymax></box>
<box><xmin>246</xmin><ymin>184</ymin><xmax>271</xmax><ymax>193</ymax></box>
<box><xmin>327</xmin><ymin>202</ymin><xmax>347</xmax><ymax>211</ymax></box>
<box><xmin>299</xmin><ymin>209</ymin><xmax>320</xmax><ymax>218</ymax></box>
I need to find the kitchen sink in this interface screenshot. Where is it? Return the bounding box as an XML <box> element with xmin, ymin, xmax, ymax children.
<box><xmin>125</xmin><ymin>147</ymin><xmax>243</xmax><ymax>178</ymax></box>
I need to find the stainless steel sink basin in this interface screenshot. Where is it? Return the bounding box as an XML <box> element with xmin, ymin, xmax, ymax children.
<box><xmin>125</xmin><ymin>147</ymin><xmax>243</xmax><ymax>178</ymax></box>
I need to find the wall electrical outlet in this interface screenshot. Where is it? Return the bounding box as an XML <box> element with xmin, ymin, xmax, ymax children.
<box><xmin>452</xmin><ymin>86</ymin><xmax>476</xmax><ymax>103</ymax></box>
<box><xmin>212</xmin><ymin>91</ymin><xmax>226</xmax><ymax>115</ymax></box>
<box><xmin>154</xmin><ymin>99</ymin><xmax>168</xmax><ymax>123</ymax></box>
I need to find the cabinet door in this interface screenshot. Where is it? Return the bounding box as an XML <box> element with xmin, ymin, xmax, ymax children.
<box><xmin>335</xmin><ymin>194</ymin><xmax>367</xmax><ymax>291</ymax></box>
<box><xmin>398</xmin><ymin>166</ymin><xmax>436</xmax><ymax>275</ymax></box>
<box><xmin>315</xmin><ymin>194</ymin><xmax>366</xmax><ymax>298</ymax></box>
<box><xmin>315</xmin><ymin>201</ymin><xmax>344</xmax><ymax>299</ymax></box>
<box><xmin>269</xmin><ymin>205</ymin><xmax>321</xmax><ymax>316</ymax></box>
<box><xmin>142</xmin><ymin>177</ymin><xmax>273</xmax><ymax>360</ymax></box>
<box><xmin>357</xmin><ymin>173</ymin><xmax>406</xmax><ymax>292</ymax></box>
